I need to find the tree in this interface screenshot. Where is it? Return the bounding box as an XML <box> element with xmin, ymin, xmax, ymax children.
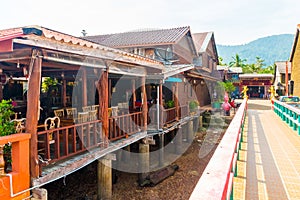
<box><xmin>218</xmin><ymin>57</ymin><xmax>227</xmax><ymax>66</ymax></box>
<box><xmin>229</xmin><ymin>54</ymin><xmax>247</xmax><ymax>67</ymax></box>
<box><xmin>259</xmin><ymin>64</ymin><xmax>275</xmax><ymax>74</ymax></box>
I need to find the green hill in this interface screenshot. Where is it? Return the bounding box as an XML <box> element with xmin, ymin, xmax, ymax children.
<box><xmin>217</xmin><ymin>34</ymin><xmax>295</xmax><ymax>66</ymax></box>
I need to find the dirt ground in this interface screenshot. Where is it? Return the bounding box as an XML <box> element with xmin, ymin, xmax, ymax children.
<box><xmin>45</xmin><ymin>129</ymin><xmax>224</xmax><ymax>200</ymax></box>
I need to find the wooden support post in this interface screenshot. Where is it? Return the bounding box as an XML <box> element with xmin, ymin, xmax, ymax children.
<box><xmin>159</xmin><ymin>134</ymin><xmax>164</xmax><ymax>167</ymax></box>
<box><xmin>159</xmin><ymin>84</ymin><xmax>163</xmax><ymax>128</ymax></box>
<box><xmin>141</xmin><ymin>76</ymin><xmax>148</xmax><ymax>131</ymax></box>
<box><xmin>132</xmin><ymin>79</ymin><xmax>136</xmax><ymax>110</ymax></box>
<box><xmin>175</xmin><ymin>81</ymin><xmax>179</xmax><ymax>120</ymax></box>
<box><xmin>97</xmin><ymin>157</ymin><xmax>112</xmax><ymax>200</ymax></box>
<box><xmin>187</xmin><ymin>120</ymin><xmax>194</xmax><ymax>143</ymax></box>
<box><xmin>175</xmin><ymin>127</ymin><xmax>183</xmax><ymax>155</ymax></box>
<box><xmin>26</xmin><ymin>52</ymin><xmax>42</xmax><ymax>178</ymax></box>
<box><xmin>98</xmin><ymin>70</ymin><xmax>109</xmax><ymax>144</ymax></box>
<box><xmin>62</xmin><ymin>78</ymin><xmax>67</xmax><ymax>107</ymax></box>
<box><xmin>138</xmin><ymin>143</ymin><xmax>150</xmax><ymax>185</ymax></box>
<box><xmin>82</xmin><ymin>68</ymin><xmax>88</xmax><ymax>107</ymax></box>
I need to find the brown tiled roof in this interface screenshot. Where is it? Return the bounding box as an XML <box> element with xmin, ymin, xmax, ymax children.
<box><xmin>84</xmin><ymin>27</ymin><xmax>191</xmax><ymax>48</ymax></box>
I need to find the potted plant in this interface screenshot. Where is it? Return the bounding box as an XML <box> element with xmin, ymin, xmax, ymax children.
<box><xmin>0</xmin><ymin>99</ymin><xmax>16</xmax><ymax>172</ymax></box>
<box><xmin>165</xmin><ymin>100</ymin><xmax>175</xmax><ymax>108</ymax></box>
<box><xmin>189</xmin><ymin>100</ymin><xmax>199</xmax><ymax>114</ymax></box>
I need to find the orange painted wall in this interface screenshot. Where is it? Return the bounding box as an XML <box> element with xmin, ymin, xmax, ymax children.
<box><xmin>0</xmin><ymin>134</ymin><xmax>31</xmax><ymax>200</ymax></box>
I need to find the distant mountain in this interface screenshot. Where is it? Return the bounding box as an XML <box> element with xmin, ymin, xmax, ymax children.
<box><xmin>217</xmin><ymin>34</ymin><xmax>295</xmax><ymax>66</ymax></box>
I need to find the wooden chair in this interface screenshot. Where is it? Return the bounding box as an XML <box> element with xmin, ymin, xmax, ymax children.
<box><xmin>44</xmin><ymin>116</ymin><xmax>60</xmax><ymax>143</ymax></box>
<box><xmin>66</xmin><ymin>107</ymin><xmax>77</xmax><ymax>118</ymax></box>
<box><xmin>89</xmin><ymin>110</ymin><xmax>98</xmax><ymax>121</ymax></box>
<box><xmin>54</xmin><ymin>109</ymin><xmax>65</xmax><ymax>118</ymax></box>
<box><xmin>82</xmin><ymin>106</ymin><xmax>92</xmax><ymax>112</ymax></box>
<box><xmin>77</xmin><ymin>112</ymin><xmax>89</xmax><ymax>123</ymax></box>
<box><xmin>38</xmin><ymin>116</ymin><xmax>60</xmax><ymax>160</ymax></box>
<box><xmin>11</xmin><ymin>118</ymin><xmax>26</xmax><ymax>133</ymax></box>
<box><xmin>92</xmin><ymin>105</ymin><xmax>99</xmax><ymax>112</ymax></box>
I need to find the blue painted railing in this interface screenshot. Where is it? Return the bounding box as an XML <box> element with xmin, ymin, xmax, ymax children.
<box><xmin>273</xmin><ymin>100</ymin><xmax>300</xmax><ymax>135</ymax></box>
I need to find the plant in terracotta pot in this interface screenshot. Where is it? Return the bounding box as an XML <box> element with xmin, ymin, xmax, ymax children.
<box><xmin>0</xmin><ymin>99</ymin><xmax>16</xmax><ymax>172</ymax></box>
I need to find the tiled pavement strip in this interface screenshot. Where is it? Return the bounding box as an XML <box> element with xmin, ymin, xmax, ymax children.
<box><xmin>233</xmin><ymin>100</ymin><xmax>300</xmax><ymax>200</ymax></box>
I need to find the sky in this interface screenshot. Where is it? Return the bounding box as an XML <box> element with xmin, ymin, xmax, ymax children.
<box><xmin>1</xmin><ymin>0</ymin><xmax>300</xmax><ymax>45</ymax></box>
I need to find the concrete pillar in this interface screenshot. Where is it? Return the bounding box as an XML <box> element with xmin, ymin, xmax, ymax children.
<box><xmin>175</xmin><ymin>127</ymin><xmax>183</xmax><ymax>155</ymax></box>
<box><xmin>159</xmin><ymin>134</ymin><xmax>164</xmax><ymax>167</ymax></box>
<box><xmin>32</xmin><ymin>188</ymin><xmax>47</xmax><ymax>200</ymax></box>
<box><xmin>187</xmin><ymin>120</ymin><xmax>194</xmax><ymax>143</ymax></box>
<box><xmin>138</xmin><ymin>143</ymin><xmax>150</xmax><ymax>185</ymax></box>
<box><xmin>98</xmin><ymin>158</ymin><xmax>112</xmax><ymax>200</ymax></box>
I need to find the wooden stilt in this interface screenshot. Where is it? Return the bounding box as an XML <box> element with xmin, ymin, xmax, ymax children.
<box><xmin>159</xmin><ymin>134</ymin><xmax>164</xmax><ymax>167</ymax></box>
<box><xmin>98</xmin><ymin>158</ymin><xmax>112</xmax><ymax>200</ymax></box>
<box><xmin>187</xmin><ymin>120</ymin><xmax>194</xmax><ymax>143</ymax></box>
<box><xmin>138</xmin><ymin>143</ymin><xmax>150</xmax><ymax>185</ymax></box>
<box><xmin>175</xmin><ymin>127</ymin><xmax>183</xmax><ymax>155</ymax></box>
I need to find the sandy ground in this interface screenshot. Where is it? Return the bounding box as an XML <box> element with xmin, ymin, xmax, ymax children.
<box><xmin>44</xmin><ymin>128</ymin><xmax>225</xmax><ymax>200</ymax></box>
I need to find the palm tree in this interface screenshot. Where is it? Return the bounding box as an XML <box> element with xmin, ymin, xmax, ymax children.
<box><xmin>229</xmin><ymin>54</ymin><xmax>247</xmax><ymax>67</ymax></box>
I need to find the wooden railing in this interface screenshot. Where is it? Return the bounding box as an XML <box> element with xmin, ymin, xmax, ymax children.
<box><xmin>108</xmin><ymin>111</ymin><xmax>143</xmax><ymax>141</ymax></box>
<box><xmin>179</xmin><ymin>105</ymin><xmax>189</xmax><ymax>119</ymax></box>
<box><xmin>37</xmin><ymin>120</ymin><xmax>104</xmax><ymax>165</ymax></box>
<box><xmin>273</xmin><ymin>100</ymin><xmax>300</xmax><ymax>134</ymax></box>
<box><xmin>164</xmin><ymin>107</ymin><xmax>177</xmax><ymax>124</ymax></box>
<box><xmin>189</xmin><ymin>99</ymin><xmax>247</xmax><ymax>200</ymax></box>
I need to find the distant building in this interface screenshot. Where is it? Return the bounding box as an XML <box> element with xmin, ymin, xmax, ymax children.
<box><xmin>273</xmin><ymin>61</ymin><xmax>291</xmax><ymax>96</ymax></box>
<box><xmin>216</xmin><ymin>66</ymin><xmax>243</xmax><ymax>97</ymax></box>
<box><xmin>289</xmin><ymin>24</ymin><xmax>300</xmax><ymax>96</ymax></box>
<box><xmin>239</xmin><ymin>74</ymin><xmax>273</xmax><ymax>99</ymax></box>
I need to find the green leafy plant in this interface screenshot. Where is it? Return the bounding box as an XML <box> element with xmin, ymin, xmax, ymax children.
<box><xmin>189</xmin><ymin>100</ymin><xmax>199</xmax><ymax>112</ymax></box>
<box><xmin>42</xmin><ymin>77</ymin><xmax>58</xmax><ymax>93</ymax></box>
<box><xmin>166</xmin><ymin>100</ymin><xmax>175</xmax><ymax>108</ymax></box>
<box><xmin>0</xmin><ymin>99</ymin><xmax>16</xmax><ymax>168</ymax></box>
<box><xmin>0</xmin><ymin>99</ymin><xmax>16</xmax><ymax>137</ymax></box>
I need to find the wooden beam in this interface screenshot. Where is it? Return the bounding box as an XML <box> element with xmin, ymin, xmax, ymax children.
<box><xmin>0</xmin><ymin>48</ymin><xmax>32</xmax><ymax>60</ymax></box>
<box><xmin>98</xmin><ymin>70</ymin><xmax>109</xmax><ymax>144</ymax></box>
<box><xmin>141</xmin><ymin>77</ymin><xmax>148</xmax><ymax>131</ymax></box>
<box><xmin>25</xmin><ymin>51</ymin><xmax>42</xmax><ymax>178</ymax></box>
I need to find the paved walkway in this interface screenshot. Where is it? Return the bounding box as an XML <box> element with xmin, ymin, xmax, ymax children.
<box><xmin>233</xmin><ymin>100</ymin><xmax>300</xmax><ymax>200</ymax></box>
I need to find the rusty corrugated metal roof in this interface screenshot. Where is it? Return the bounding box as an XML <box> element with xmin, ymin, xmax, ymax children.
<box><xmin>84</xmin><ymin>26</ymin><xmax>191</xmax><ymax>48</ymax></box>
